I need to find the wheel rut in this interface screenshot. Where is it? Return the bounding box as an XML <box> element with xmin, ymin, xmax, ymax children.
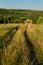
<box><xmin>0</xmin><ymin>26</ymin><xmax>19</xmax><ymax>49</ymax></box>
<box><xmin>0</xmin><ymin>24</ymin><xmax>41</xmax><ymax>65</ymax></box>
<box><xmin>0</xmin><ymin>26</ymin><xmax>19</xmax><ymax>65</ymax></box>
<box><xmin>23</xmin><ymin>23</ymin><xmax>40</xmax><ymax>65</ymax></box>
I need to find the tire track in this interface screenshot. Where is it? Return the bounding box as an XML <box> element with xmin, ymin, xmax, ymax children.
<box><xmin>3</xmin><ymin>26</ymin><xmax>19</xmax><ymax>49</ymax></box>
<box><xmin>0</xmin><ymin>26</ymin><xmax>19</xmax><ymax>49</ymax></box>
<box><xmin>0</xmin><ymin>26</ymin><xmax>19</xmax><ymax>65</ymax></box>
<box><xmin>23</xmin><ymin>23</ymin><xmax>40</xmax><ymax>65</ymax></box>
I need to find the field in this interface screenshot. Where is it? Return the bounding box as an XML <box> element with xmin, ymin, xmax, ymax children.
<box><xmin>0</xmin><ymin>9</ymin><xmax>43</xmax><ymax>23</ymax></box>
<box><xmin>0</xmin><ymin>23</ymin><xmax>43</xmax><ymax>65</ymax></box>
<box><xmin>0</xmin><ymin>9</ymin><xmax>43</xmax><ymax>65</ymax></box>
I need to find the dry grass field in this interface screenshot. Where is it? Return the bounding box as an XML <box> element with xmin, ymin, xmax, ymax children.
<box><xmin>0</xmin><ymin>23</ymin><xmax>43</xmax><ymax>65</ymax></box>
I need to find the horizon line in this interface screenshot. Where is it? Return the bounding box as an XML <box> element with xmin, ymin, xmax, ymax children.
<box><xmin>0</xmin><ymin>8</ymin><xmax>43</xmax><ymax>11</ymax></box>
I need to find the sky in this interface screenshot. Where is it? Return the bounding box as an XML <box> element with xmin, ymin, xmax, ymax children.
<box><xmin>0</xmin><ymin>0</ymin><xmax>43</xmax><ymax>10</ymax></box>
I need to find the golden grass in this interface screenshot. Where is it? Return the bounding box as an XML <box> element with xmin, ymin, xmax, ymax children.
<box><xmin>0</xmin><ymin>23</ymin><xmax>22</xmax><ymax>36</ymax></box>
<box><xmin>3</xmin><ymin>28</ymin><xmax>29</xmax><ymax>65</ymax></box>
<box><xmin>26</xmin><ymin>23</ymin><xmax>43</xmax><ymax>63</ymax></box>
<box><xmin>0</xmin><ymin>23</ymin><xmax>43</xmax><ymax>65</ymax></box>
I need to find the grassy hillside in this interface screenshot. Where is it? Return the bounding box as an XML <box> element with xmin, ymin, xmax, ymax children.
<box><xmin>0</xmin><ymin>23</ymin><xmax>43</xmax><ymax>65</ymax></box>
<box><xmin>0</xmin><ymin>9</ymin><xmax>43</xmax><ymax>23</ymax></box>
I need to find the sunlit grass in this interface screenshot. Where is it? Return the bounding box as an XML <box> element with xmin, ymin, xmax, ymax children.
<box><xmin>3</xmin><ymin>29</ymin><xmax>29</xmax><ymax>65</ymax></box>
<box><xmin>26</xmin><ymin>23</ymin><xmax>43</xmax><ymax>64</ymax></box>
<box><xmin>0</xmin><ymin>23</ymin><xmax>43</xmax><ymax>65</ymax></box>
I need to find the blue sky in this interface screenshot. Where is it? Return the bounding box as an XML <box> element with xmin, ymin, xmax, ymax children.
<box><xmin>0</xmin><ymin>0</ymin><xmax>43</xmax><ymax>10</ymax></box>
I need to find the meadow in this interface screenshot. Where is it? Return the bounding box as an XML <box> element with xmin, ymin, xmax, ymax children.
<box><xmin>0</xmin><ymin>23</ymin><xmax>43</xmax><ymax>65</ymax></box>
<box><xmin>0</xmin><ymin>9</ymin><xmax>43</xmax><ymax>65</ymax></box>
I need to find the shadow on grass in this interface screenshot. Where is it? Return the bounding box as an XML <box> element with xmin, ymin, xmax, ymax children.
<box><xmin>24</xmin><ymin>30</ymin><xmax>41</xmax><ymax>65</ymax></box>
<box><xmin>0</xmin><ymin>26</ymin><xmax>19</xmax><ymax>65</ymax></box>
<box><xmin>0</xmin><ymin>26</ymin><xmax>19</xmax><ymax>49</ymax></box>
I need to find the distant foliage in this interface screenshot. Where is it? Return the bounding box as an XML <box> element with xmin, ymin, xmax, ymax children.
<box><xmin>0</xmin><ymin>9</ymin><xmax>43</xmax><ymax>23</ymax></box>
<box><xmin>37</xmin><ymin>16</ymin><xmax>43</xmax><ymax>24</ymax></box>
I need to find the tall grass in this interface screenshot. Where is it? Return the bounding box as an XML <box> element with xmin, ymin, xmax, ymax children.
<box><xmin>0</xmin><ymin>23</ymin><xmax>43</xmax><ymax>65</ymax></box>
<box><xmin>26</xmin><ymin>24</ymin><xmax>43</xmax><ymax>65</ymax></box>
